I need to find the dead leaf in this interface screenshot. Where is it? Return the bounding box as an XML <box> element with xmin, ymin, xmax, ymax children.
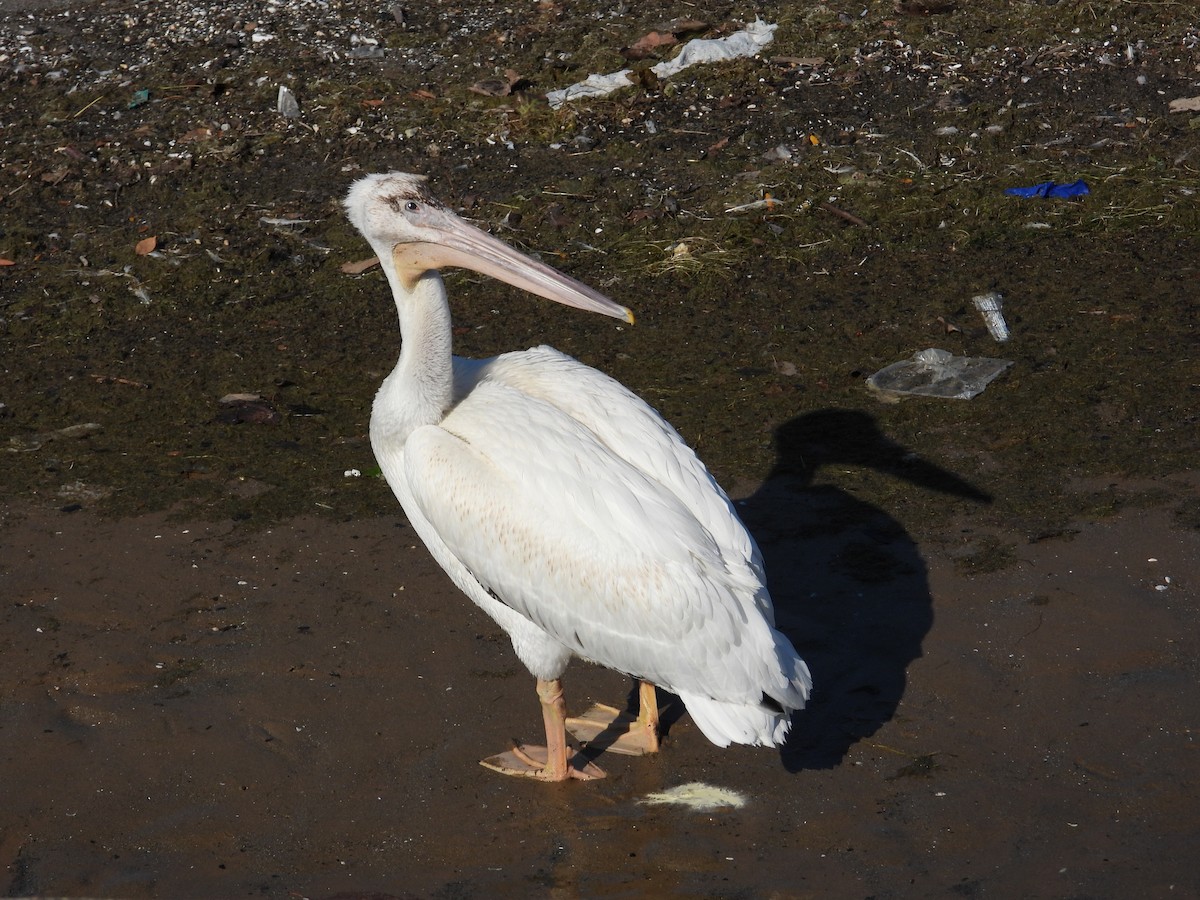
<box><xmin>662</xmin><ymin>18</ymin><xmax>708</xmax><ymax>35</ymax></box>
<box><xmin>937</xmin><ymin>316</ymin><xmax>964</xmax><ymax>335</ymax></box>
<box><xmin>625</xmin><ymin>208</ymin><xmax>661</xmax><ymax>224</ymax></box>
<box><xmin>622</xmin><ymin>31</ymin><xmax>678</xmax><ymax>60</ymax></box>
<box><xmin>469</xmin><ymin>79</ymin><xmax>511</xmax><ymax>97</ymax></box>
<box><xmin>216</xmin><ymin>395</ymin><xmax>280</xmax><ymax>426</ymax></box>
<box><xmin>543</xmin><ymin>203</ymin><xmax>571</xmax><ymax>229</ymax></box>
<box><xmin>360</xmin><ymin>98</ymin><xmax>385</xmax><ymax>108</ymax></box>
<box><xmin>135</xmin><ymin>236</ymin><xmax>157</xmax><ymax>255</ymax></box>
<box><xmin>631</xmin><ymin>68</ymin><xmax>659</xmax><ymax>90</ymax></box>
<box><xmin>178</xmin><ymin>126</ymin><xmax>214</xmax><ymax>143</ymax></box>
<box><xmin>41</xmin><ymin>168</ymin><xmax>69</xmax><ymax>184</ymax></box>
<box><xmin>1168</xmin><ymin>95</ymin><xmax>1200</xmax><ymax>113</ymax></box>
<box><xmin>0</xmin><ymin>258</ymin><xmax>14</xmax><ymax>266</ymax></box>
<box><xmin>90</xmin><ymin>374</ymin><xmax>149</xmax><ymax>388</ymax></box>
<box><xmin>469</xmin><ymin>69</ymin><xmax>524</xmax><ymax>97</ymax></box>
<box><xmin>774</xmin><ymin>56</ymin><xmax>826</xmax><ymax>68</ymax></box>
<box><xmin>341</xmin><ymin>256</ymin><xmax>380</xmax><ymax>275</ymax></box>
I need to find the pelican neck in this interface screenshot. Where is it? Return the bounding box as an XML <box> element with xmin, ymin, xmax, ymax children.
<box><xmin>377</xmin><ymin>266</ymin><xmax>455</xmax><ymax>436</ymax></box>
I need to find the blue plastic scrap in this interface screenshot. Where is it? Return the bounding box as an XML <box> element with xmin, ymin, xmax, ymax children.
<box><xmin>1004</xmin><ymin>179</ymin><xmax>1090</xmax><ymax>199</ymax></box>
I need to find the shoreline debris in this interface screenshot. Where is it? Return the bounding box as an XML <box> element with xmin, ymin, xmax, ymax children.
<box><xmin>7</xmin><ymin>422</ymin><xmax>103</xmax><ymax>452</ymax></box>
<box><xmin>1004</xmin><ymin>180</ymin><xmax>1089</xmax><ymax>199</ymax></box>
<box><xmin>277</xmin><ymin>85</ymin><xmax>300</xmax><ymax>118</ymax></box>
<box><xmin>642</xmin><ymin>782</ymin><xmax>747</xmax><ymax>811</ymax></box>
<box><xmin>547</xmin><ymin>20</ymin><xmax>776</xmax><ymax>108</ymax></box>
<box><xmin>867</xmin><ymin>349</ymin><xmax>1012</xmax><ymax>401</ymax></box>
<box><xmin>972</xmin><ymin>291</ymin><xmax>1010</xmax><ymax>341</ymax></box>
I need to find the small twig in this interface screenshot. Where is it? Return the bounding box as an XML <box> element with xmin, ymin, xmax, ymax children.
<box><xmin>819</xmin><ymin>201</ymin><xmax>870</xmax><ymax>228</ymax></box>
<box><xmin>72</xmin><ymin>92</ymin><xmax>109</xmax><ymax>118</ymax></box>
<box><xmin>89</xmin><ymin>374</ymin><xmax>149</xmax><ymax>389</ymax></box>
<box><xmin>862</xmin><ymin>740</ymin><xmax>923</xmax><ymax>759</ymax></box>
<box><xmin>541</xmin><ymin>190</ymin><xmax>596</xmax><ymax>201</ymax></box>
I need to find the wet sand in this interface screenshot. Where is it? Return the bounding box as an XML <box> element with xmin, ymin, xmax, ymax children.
<box><xmin>3</xmin><ymin>483</ymin><xmax>1197</xmax><ymax>898</ymax></box>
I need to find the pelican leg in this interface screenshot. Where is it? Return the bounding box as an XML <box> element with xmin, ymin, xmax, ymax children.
<box><xmin>480</xmin><ymin>678</ymin><xmax>605</xmax><ymax>781</ymax></box>
<box><xmin>566</xmin><ymin>680</ymin><xmax>662</xmax><ymax>756</ymax></box>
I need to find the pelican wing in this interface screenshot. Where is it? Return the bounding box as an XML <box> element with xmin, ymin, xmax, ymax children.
<box><xmin>401</xmin><ymin>353</ymin><xmax>802</xmax><ymax>710</ymax></box>
<box><xmin>461</xmin><ymin>347</ymin><xmax>768</xmax><ymax>593</ymax></box>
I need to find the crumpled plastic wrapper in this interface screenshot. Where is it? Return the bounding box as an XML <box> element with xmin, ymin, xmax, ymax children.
<box><xmin>866</xmin><ymin>348</ymin><xmax>1013</xmax><ymax>401</ymax></box>
<box><xmin>547</xmin><ymin>19</ymin><xmax>777</xmax><ymax>108</ymax></box>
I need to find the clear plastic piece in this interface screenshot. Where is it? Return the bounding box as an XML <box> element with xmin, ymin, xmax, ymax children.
<box><xmin>866</xmin><ymin>348</ymin><xmax>1013</xmax><ymax>401</ymax></box>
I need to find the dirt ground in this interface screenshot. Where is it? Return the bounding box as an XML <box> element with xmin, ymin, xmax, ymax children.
<box><xmin>3</xmin><ymin>0</ymin><xmax>1200</xmax><ymax>897</ymax></box>
<box><xmin>2</xmin><ymin>486</ymin><xmax>1198</xmax><ymax>898</ymax></box>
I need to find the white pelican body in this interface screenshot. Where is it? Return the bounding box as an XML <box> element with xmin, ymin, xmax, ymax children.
<box><xmin>345</xmin><ymin>172</ymin><xmax>810</xmax><ymax>781</ymax></box>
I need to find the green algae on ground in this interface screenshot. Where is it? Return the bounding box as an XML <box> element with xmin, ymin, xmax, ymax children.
<box><xmin>2</xmin><ymin>1</ymin><xmax>1198</xmax><ymax>543</ymax></box>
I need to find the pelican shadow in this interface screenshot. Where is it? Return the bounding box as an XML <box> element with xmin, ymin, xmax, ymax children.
<box><xmin>735</xmin><ymin>409</ymin><xmax>991</xmax><ymax>772</ymax></box>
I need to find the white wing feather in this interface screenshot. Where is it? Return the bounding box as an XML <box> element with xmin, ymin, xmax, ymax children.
<box><xmin>396</xmin><ymin>347</ymin><xmax>810</xmax><ymax>745</ymax></box>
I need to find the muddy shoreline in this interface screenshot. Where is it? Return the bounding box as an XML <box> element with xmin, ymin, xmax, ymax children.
<box><xmin>3</xmin><ymin>495</ymin><xmax>1198</xmax><ymax>897</ymax></box>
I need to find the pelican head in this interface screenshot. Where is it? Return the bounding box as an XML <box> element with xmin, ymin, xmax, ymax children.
<box><xmin>344</xmin><ymin>172</ymin><xmax>633</xmax><ymax>323</ymax></box>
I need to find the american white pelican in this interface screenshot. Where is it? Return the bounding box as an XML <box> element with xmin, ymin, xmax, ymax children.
<box><xmin>344</xmin><ymin>172</ymin><xmax>811</xmax><ymax>782</ymax></box>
